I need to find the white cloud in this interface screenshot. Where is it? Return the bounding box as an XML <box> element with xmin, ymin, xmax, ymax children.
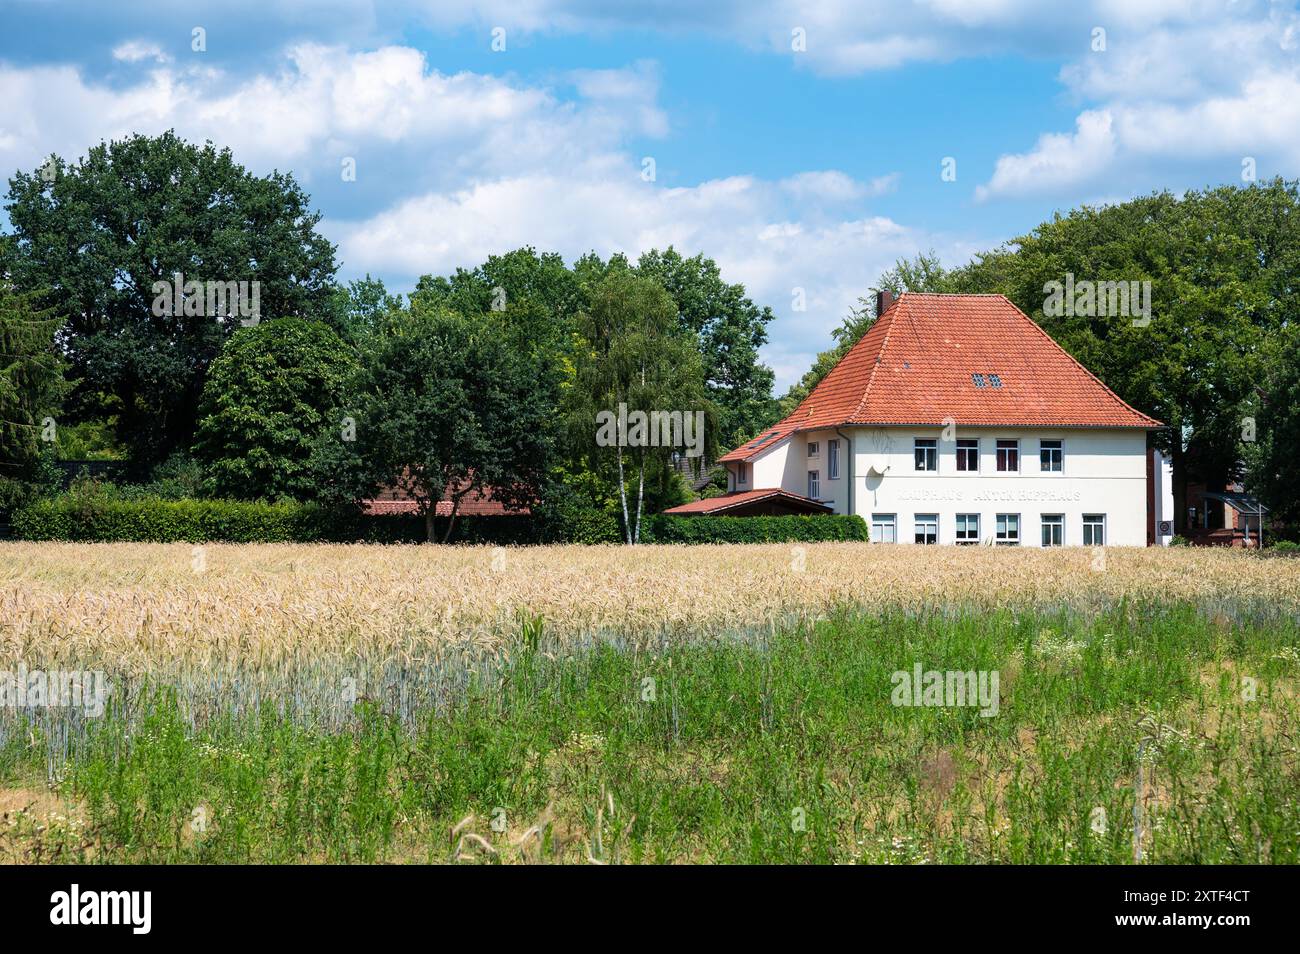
<box><xmin>0</xmin><ymin>41</ymin><xmax>934</xmax><ymax>390</ymax></box>
<box><xmin>331</xmin><ymin>171</ymin><xmax>940</xmax><ymax>389</ymax></box>
<box><xmin>112</xmin><ymin>40</ymin><xmax>171</xmax><ymax>64</ymax></box>
<box><xmin>976</xmin><ymin>110</ymin><xmax>1117</xmax><ymax>201</ymax></box>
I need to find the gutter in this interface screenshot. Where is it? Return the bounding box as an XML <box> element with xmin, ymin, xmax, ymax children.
<box><xmin>835</xmin><ymin>427</ymin><xmax>854</xmax><ymax>519</ymax></box>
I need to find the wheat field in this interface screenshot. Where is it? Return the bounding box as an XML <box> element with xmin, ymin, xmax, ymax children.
<box><xmin>2</xmin><ymin>542</ymin><xmax>1298</xmax><ymax>669</ymax></box>
<box><xmin>2</xmin><ymin>541</ymin><xmax>1299</xmax><ymax>863</ymax></box>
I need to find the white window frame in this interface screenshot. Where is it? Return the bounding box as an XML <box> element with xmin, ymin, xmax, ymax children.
<box><xmin>996</xmin><ymin>439</ymin><xmax>1019</xmax><ymax>473</ymax></box>
<box><xmin>914</xmin><ymin>513</ymin><xmax>938</xmax><ymax>545</ymax></box>
<box><xmin>1083</xmin><ymin>513</ymin><xmax>1106</xmax><ymax>547</ymax></box>
<box><xmin>956</xmin><ymin>438</ymin><xmax>979</xmax><ymax>473</ymax></box>
<box><xmin>872</xmin><ymin>513</ymin><xmax>897</xmax><ymax>544</ymax></box>
<box><xmin>995</xmin><ymin>513</ymin><xmax>1020</xmax><ymax>545</ymax></box>
<box><xmin>955</xmin><ymin>513</ymin><xmax>980</xmax><ymax>544</ymax></box>
<box><xmin>807</xmin><ymin>441</ymin><xmax>819</xmax><ymax>458</ymax></box>
<box><xmin>1041</xmin><ymin>513</ymin><xmax>1064</xmax><ymax>547</ymax></box>
<box><xmin>736</xmin><ymin>463</ymin><xmax>748</xmax><ymax>486</ymax></box>
<box><xmin>915</xmin><ymin>438</ymin><xmax>938</xmax><ymax>472</ymax></box>
<box><xmin>1039</xmin><ymin>439</ymin><xmax>1063</xmax><ymax>473</ymax></box>
<box><xmin>807</xmin><ymin>470</ymin><xmax>819</xmax><ymax>500</ymax></box>
<box><xmin>827</xmin><ymin>439</ymin><xmax>839</xmax><ymax>479</ymax></box>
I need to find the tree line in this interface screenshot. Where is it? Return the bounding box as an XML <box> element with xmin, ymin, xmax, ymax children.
<box><xmin>2</xmin><ymin>131</ymin><xmax>1297</xmax><ymax>540</ymax></box>
<box><xmin>0</xmin><ymin>132</ymin><xmax>773</xmax><ymax>542</ymax></box>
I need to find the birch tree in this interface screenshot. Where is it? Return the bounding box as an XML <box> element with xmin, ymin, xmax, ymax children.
<box><xmin>568</xmin><ymin>270</ymin><xmax>712</xmax><ymax>544</ymax></box>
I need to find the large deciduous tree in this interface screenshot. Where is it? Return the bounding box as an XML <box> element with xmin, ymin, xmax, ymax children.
<box><xmin>192</xmin><ymin>319</ymin><xmax>356</xmax><ymax>501</ymax></box>
<box><xmin>317</xmin><ymin>308</ymin><xmax>554</xmax><ymax>543</ymax></box>
<box><xmin>634</xmin><ymin>248</ymin><xmax>776</xmax><ymax>448</ymax></box>
<box><xmin>3</xmin><ymin>131</ymin><xmax>338</xmax><ymax>469</ymax></box>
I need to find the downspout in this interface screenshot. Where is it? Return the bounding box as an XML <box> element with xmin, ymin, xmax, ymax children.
<box><xmin>835</xmin><ymin>427</ymin><xmax>854</xmax><ymax>519</ymax></box>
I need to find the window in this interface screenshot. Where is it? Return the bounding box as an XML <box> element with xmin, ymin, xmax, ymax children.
<box><xmin>988</xmin><ymin>374</ymin><xmax>1002</xmax><ymax>388</ymax></box>
<box><xmin>995</xmin><ymin>513</ymin><xmax>1020</xmax><ymax>545</ymax></box>
<box><xmin>807</xmin><ymin>441</ymin><xmax>819</xmax><ymax>458</ymax></box>
<box><xmin>914</xmin><ymin>514</ymin><xmax>938</xmax><ymax>545</ymax></box>
<box><xmin>996</xmin><ymin>439</ymin><xmax>1019</xmax><ymax>472</ymax></box>
<box><xmin>915</xmin><ymin>438</ymin><xmax>938</xmax><ymax>472</ymax></box>
<box><xmin>972</xmin><ymin>373</ymin><xmax>986</xmax><ymax>388</ymax></box>
<box><xmin>807</xmin><ymin>470</ymin><xmax>820</xmax><ymax>500</ymax></box>
<box><xmin>1083</xmin><ymin>513</ymin><xmax>1106</xmax><ymax>546</ymax></box>
<box><xmin>737</xmin><ymin>463</ymin><xmax>747</xmax><ymax>486</ymax></box>
<box><xmin>1041</xmin><ymin>514</ymin><xmax>1064</xmax><ymax>547</ymax></box>
<box><xmin>872</xmin><ymin>514</ymin><xmax>896</xmax><ymax>543</ymax></box>
<box><xmin>827</xmin><ymin>439</ymin><xmax>840</xmax><ymax>479</ymax></box>
<box><xmin>955</xmin><ymin>513</ymin><xmax>980</xmax><ymax>544</ymax></box>
<box><xmin>956</xmin><ymin>438</ymin><xmax>979</xmax><ymax>472</ymax></box>
<box><xmin>1040</xmin><ymin>439</ymin><xmax>1063</xmax><ymax>473</ymax></box>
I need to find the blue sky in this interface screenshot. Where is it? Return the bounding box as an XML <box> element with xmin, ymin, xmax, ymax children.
<box><xmin>2</xmin><ymin>1</ymin><xmax>1297</xmax><ymax>387</ymax></box>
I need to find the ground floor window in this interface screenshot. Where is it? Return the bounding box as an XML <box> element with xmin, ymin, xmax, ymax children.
<box><xmin>1083</xmin><ymin>513</ymin><xmax>1106</xmax><ymax>546</ymax></box>
<box><xmin>914</xmin><ymin>513</ymin><xmax>938</xmax><ymax>545</ymax></box>
<box><xmin>996</xmin><ymin>513</ymin><xmax>1020</xmax><ymax>545</ymax></box>
<box><xmin>807</xmin><ymin>470</ymin><xmax>819</xmax><ymax>499</ymax></box>
<box><xmin>872</xmin><ymin>513</ymin><xmax>896</xmax><ymax>543</ymax></box>
<box><xmin>955</xmin><ymin>513</ymin><xmax>980</xmax><ymax>544</ymax></box>
<box><xmin>1041</xmin><ymin>514</ymin><xmax>1064</xmax><ymax>547</ymax></box>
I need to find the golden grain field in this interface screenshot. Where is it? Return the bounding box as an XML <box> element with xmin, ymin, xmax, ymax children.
<box><xmin>2</xmin><ymin>541</ymin><xmax>1298</xmax><ymax>669</ymax></box>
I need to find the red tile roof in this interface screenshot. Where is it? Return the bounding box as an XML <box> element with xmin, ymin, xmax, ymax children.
<box><xmin>721</xmin><ymin>293</ymin><xmax>1161</xmax><ymax>463</ymax></box>
<box><xmin>662</xmin><ymin>488</ymin><xmax>831</xmax><ymax>515</ymax></box>
<box><xmin>362</xmin><ymin>482</ymin><xmax>528</xmax><ymax>517</ymax></box>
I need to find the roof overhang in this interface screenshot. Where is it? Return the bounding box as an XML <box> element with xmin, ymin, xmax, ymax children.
<box><xmin>1200</xmin><ymin>491</ymin><xmax>1268</xmax><ymax>514</ymax></box>
<box><xmin>662</xmin><ymin>488</ymin><xmax>832</xmax><ymax>516</ymax></box>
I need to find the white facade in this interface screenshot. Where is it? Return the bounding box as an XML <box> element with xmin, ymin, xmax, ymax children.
<box><xmin>730</xmin><ymin>426</ymin><xmax>1159</xmax><ymax>547</ymax></box>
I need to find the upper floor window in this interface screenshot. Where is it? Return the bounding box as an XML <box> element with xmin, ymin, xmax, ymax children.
<box><xmin>807</xmin><ymin>470</ymin><xmax>819</xmax><ymax>500</ymax></box>
<box><xmin>807</xmin><ymin>441</ymin><xmax>819</xmax><ymax>457</ymax></box>
<box><xmin>915</xmin><ymin>438</ymin><xmax>938</xmax><ymax>472</ymax></box>
<box><xmin>827</xmin><ymin>439</ymin><xmax>840</xmax><ymax>479</ymax></box>
<box><xmin>1040</xmin><ymin>439</ymin><xmax>1063</xmax><ymax>473</ymax></box>
<box><xmin>956</xmin><ymin>438</ymin><xmax>979</xmax><ymax>472</ymax></box>
<box><xmin>996</xmin><ymin>439</ymin><xmax>1019</xmax><ymax>472</ymax></box>
<box><xmin>736</xmin><ymin>463</ymin><xmax>748</xmax><ymax>486</ymax></box>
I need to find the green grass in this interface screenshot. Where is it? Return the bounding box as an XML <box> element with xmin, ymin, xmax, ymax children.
<box><xmin>2</xmin><ymin>602</ymin><xmax>1297</xmax><ymax>863</ymax></box>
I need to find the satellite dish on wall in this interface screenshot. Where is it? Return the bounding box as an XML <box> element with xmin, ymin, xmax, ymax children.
<box><xmin>867</xmin><ymin>461</ymin><xmax>890</xmax><ymax>477</ymax></box>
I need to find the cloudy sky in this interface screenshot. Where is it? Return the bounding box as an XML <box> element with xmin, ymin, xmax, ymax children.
<box><xmin>2</xmin><ymin>1</ymin><xmax>1297</xmax><ymax>388</ymax></box>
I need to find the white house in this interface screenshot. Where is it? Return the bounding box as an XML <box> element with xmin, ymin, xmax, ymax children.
<box><xmin>669</xmin><ymin>292</ymin><xmax>1174</xmax><ymax>546</ymax></box>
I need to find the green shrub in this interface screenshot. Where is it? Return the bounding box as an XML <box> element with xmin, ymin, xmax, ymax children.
<box><xmin>1268</xmin><ymin>539</ymin><xmax>1299</xmax><ymax>553</ymax></box>
<box><xmin>642</xmin><ymin>513</ymin><xmax>869</xmax><ymax>544</ymax></box>
<box><xmin>11</xmin><ymin>494</ymin><xmax>547</xmax><ymax>545</ymax></box>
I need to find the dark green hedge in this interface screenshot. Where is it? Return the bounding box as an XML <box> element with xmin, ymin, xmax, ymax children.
<box><xmin>12</xmin><ymin>497</ymin><xmax>868</xmax><ymax>545</ymax></box>
<box><xmin>642</xmin><ymin>513</ymin><xmax>869</xmax><ymax>543</ymax></box>
<box><xmin>10</xmin><ymin>497</ymin><xmax>542</xmax><ymax>545</ymax></box>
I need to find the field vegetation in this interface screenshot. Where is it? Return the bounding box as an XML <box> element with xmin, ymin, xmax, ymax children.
<box><xmin>1</xmin><ymin>542</ymin><xmax>1298</xmax><ymax>863</ymax></box>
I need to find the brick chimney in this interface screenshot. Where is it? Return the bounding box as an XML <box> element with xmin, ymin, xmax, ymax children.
<box><xmin>875</xmin><ymin>290</ymin><xmax>896</xmax><ymax>317</ymax></box>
